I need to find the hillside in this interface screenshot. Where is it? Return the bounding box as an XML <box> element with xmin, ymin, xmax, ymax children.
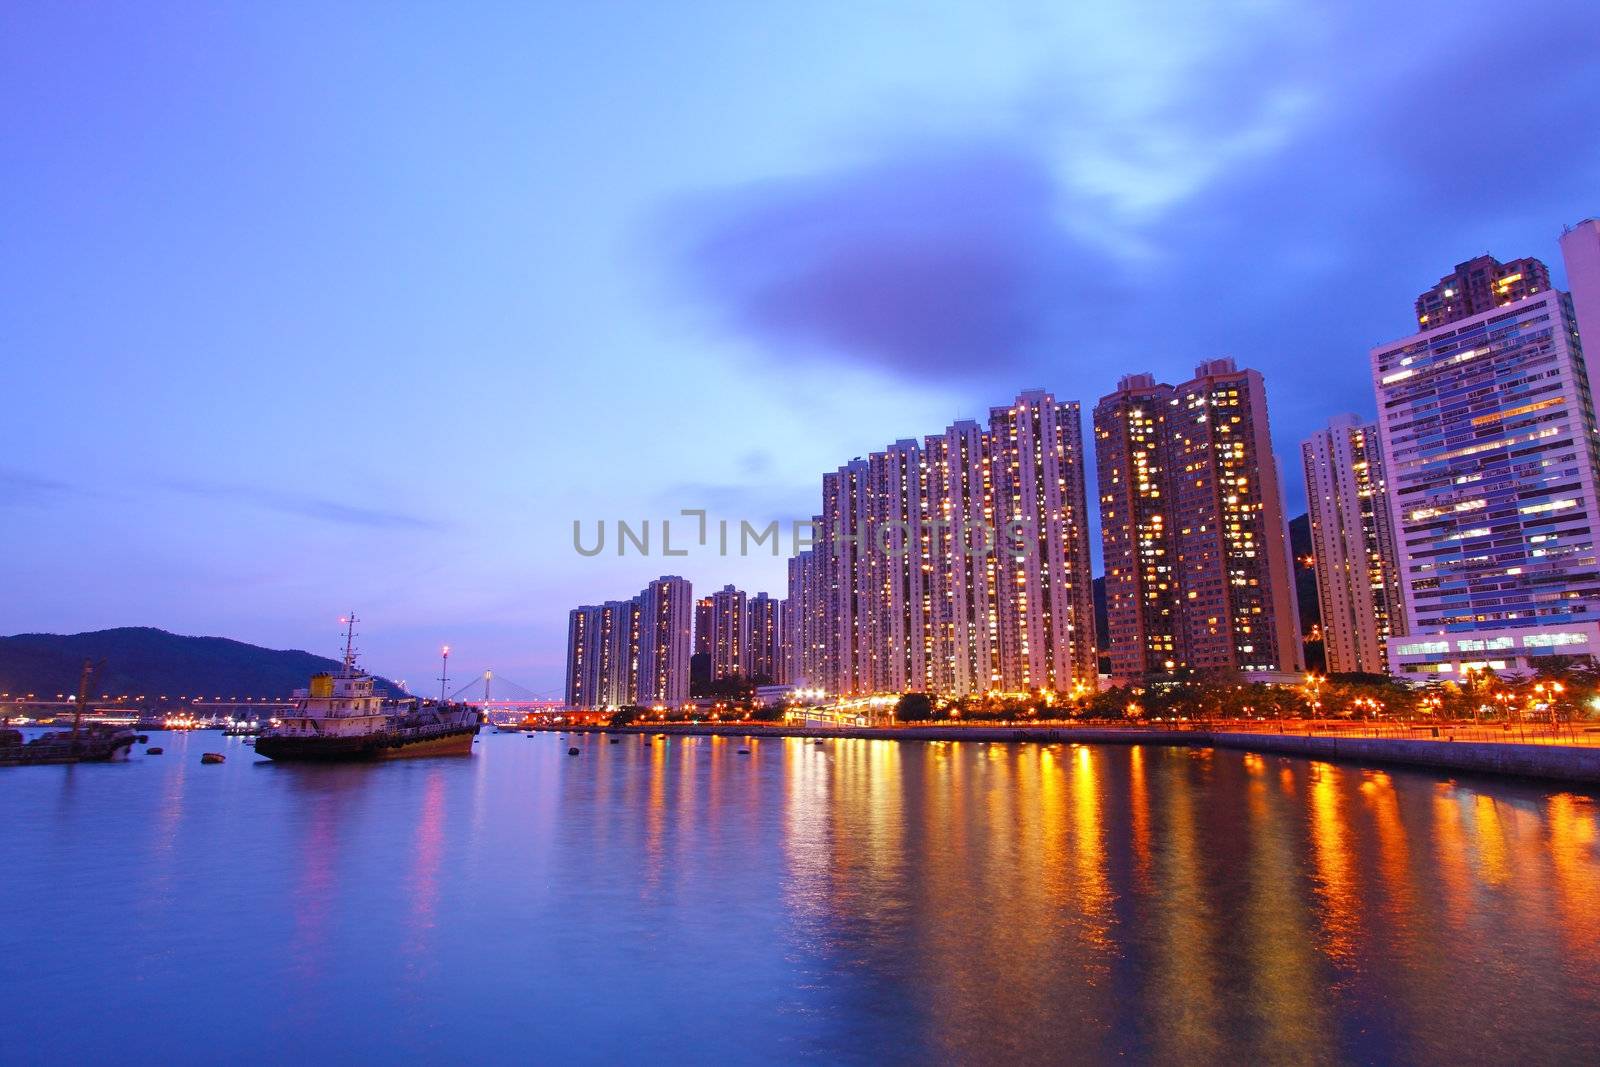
<box><xmin>0</xmin><ymin>627</ymin><xmax>402</xmax><ymax>700</ymax></box>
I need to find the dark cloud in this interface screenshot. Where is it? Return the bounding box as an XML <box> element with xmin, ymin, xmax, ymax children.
<box><xmin>164</xmin><ymin>480</ymin><xmax>446</xmax><ymax>532</ymax></box>
<box><xmin>666</xmin><ymin>140</ymin><xmax>1124</xmax><ymax>380</ymax></box>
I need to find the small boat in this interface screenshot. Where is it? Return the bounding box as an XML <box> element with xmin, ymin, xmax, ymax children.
<box><xmin>201</xmin><ymin>752</ymin><xmax>226</xmax><ymax>764</ymax></box>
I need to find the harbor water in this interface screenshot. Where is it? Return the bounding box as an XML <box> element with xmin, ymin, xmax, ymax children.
<box><xmin>3</xmin><ymin>730</ymin><xmax>1599</xmax><ymax>1063</ymax></box>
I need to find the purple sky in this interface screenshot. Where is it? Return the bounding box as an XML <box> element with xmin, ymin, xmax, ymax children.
<box><xmin>5</xmin><ymin>2</ymin><xmax>1598</xmax><ymax>694</ymax></box>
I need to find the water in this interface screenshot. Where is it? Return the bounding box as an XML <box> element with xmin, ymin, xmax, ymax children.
<box><xmin>3</xmin><ymin>731</ymin><xmax>1599</xmax><ymax>1064</ymax></box>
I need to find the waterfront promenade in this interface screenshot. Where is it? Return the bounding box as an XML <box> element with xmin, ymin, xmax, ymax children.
<box><xmin>540</xmin><ymin>718</ymin><xmax>1600</xmax><ymax>786</ymax></box>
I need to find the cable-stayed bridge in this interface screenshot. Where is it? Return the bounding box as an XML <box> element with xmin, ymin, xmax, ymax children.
<box><xmin>447</xmin><ymin>670</ymin><xmax>564</xmax><ymax>716</ymax></box>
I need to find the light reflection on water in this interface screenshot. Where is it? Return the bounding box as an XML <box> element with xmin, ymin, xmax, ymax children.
<box><xmin>2</xmin><ymin>731</ymin><xmax>1599</xmax><ymax>1064</ymax></box>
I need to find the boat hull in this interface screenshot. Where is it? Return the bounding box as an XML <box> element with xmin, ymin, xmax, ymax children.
<box><xmin>254</xmin><ymin>724</ymin><xmax>478</xmax><ymax>762</ymax></box>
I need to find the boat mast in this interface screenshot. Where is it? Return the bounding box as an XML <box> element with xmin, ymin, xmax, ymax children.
<box><xmin>340</xmin><ymin>613</ymin><xmax>360</xmax><ymax>673</ymax></box>
<box><xmin>438</xmin><ymin>645</ymin><xmax>451</xmax><ymax>704</ymax></box>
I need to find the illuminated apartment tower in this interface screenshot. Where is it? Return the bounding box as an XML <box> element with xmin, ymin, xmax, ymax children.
<box><xmin>1300</xmin><ymin>415</ymin><xmax>1406</xmax><ymax>674</ymax></box>
<box><xmin>818</xmin><ymin>459</ymin><xmax>871</xmax><ymax>695</ymax></box>
<box><xmin>1169</xmin><ymin>360</ymin><xmax>1303</xmax><ymax>674</ymax></box>
<box><xmin>1374</xmin><ymin>250</ymin><xmax>1600</xmax><ymax>679</ymax></box>
<box><xmin>564</xmin><ymin>605</ymin><xmax>602</xmax><ymax>707</ymax></box>
<box><xmin>863</xmin><ymin>439</ymin><xmax>932</xmax><ymax>693</ymax></box>
<box><xmin>693</xmin><ymin>597</ymin><xmax>713</xmax><ymax>658</ymax></box>
<box><xmin>1094</xmin><ymin>374</ymin><xmax>1183</xmax><ymax>679</ymax></box>
<box><xmin>987</xmin><ymin>391</ymin><xmax>1098</xmax><ymax>691</ymax></box>
<box><xmin>708</xmin><ymin>583</ymin><xmax>749</xmax><ymax>679</ymax></box>
<box><xmin>635</xmin><ymin>575</ymin><xmax>693</xmax><ymax>706</ymax></box>
<box><xmin>604</xmin><ymin>598</ymin><xmax>642</xmax><ymax>707</ymax></box>
<box><xmin>1413</xmin><ymin>254</ymin><xmax>1551</xmax><ymax>329</ymax></box>
<box><xmin>747</xmin><ymin>592</ymin><xmax>783</xmax><ymax>681</ymax></box>
<box><xmin>921</xmin><ymin>419</ymin><xmax>1001</xmax><ymax>695</ymax></box>
<box><xmin>784</xmin><ymin>548</ymin><xmax>824</xmax><ymax>686</ymax></box>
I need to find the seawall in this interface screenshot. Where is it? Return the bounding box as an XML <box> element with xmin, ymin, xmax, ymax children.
<box><xmin>532</xmin><ymin>722</ymin><xmax>1600</xmax><ymax>786</ymax></box>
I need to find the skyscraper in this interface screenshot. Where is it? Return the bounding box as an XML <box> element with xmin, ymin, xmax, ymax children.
<box><xmin>708</xmin><ymin>583</ymin><xmax>749</xmax><ymax>680</ymax></box>
<box><xmin>1301</xmin><ymin>415</ymin><xmax>1406</xmax><ymax>674</ymax></box>
<box><xmin>988</xmin><ymin>391</ymin><xmax>1098</xmax><ymax>691</ymax></box>
<box><xmin>1094</xmin><ymin>374</ymin><xmax>1182</xmax><ymax>679</ymax></box>
<box><xmin>693</xmin><ymin>596</ymin><xmax>713</xmax><ymax>658</ymax></box>
<box><xmin>1094</xmin><ymin>361</ymin><xmax>1302</xmax><ymax>678</ymax></box>
<box><xmin>636</xmin><ymin>575</ymin><xmax>693</xmax><ymax>706</ymax></box>
<box><xmin>1170</xmin><ymin>359</ymin><xmax>1302</xmax><ymax>675</ymax></box>
<box><xmin>565</xmin><ymin>605</ymin><xmax>601</xmax><ymax>708</ymax></box>
<box><xmin>923</xmin><ymin>419</ymin><xmax>1001</xmax><ymax>695</ymax></box>
<box><xmin>784</xmin><ymin>548</ymin><xmax>823</xmax><ymax>687</ymax></box>
<box><xmin>1560</xmin><ymin>219</ymin><xmax>1600</xmax><ymax>388</ymax></box>
<box><xmin>1374</xmin><ymin>251</ymin><xmax>1600</xmax><ymax>679</ymax></box>
<box><xmin>1414</xmin><ymin>254</ymin><xmax>1551</xmax><ymax>329</ymax></box>
<box><xmin>747</xmin><ymin>592</ymin><xmax>783</xmax><ymax>682</ymax></box>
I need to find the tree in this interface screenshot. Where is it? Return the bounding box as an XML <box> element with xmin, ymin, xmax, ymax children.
<box><xmin>896</xmin><ymin>692</ymin><xmax>935</xmax><ymax>721</ymax></box>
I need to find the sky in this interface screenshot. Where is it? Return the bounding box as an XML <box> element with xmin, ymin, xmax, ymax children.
<box><xmin>4</xmin><ymin>1</ymin><xmax>1599</xmax><ymax>694</ymax></box>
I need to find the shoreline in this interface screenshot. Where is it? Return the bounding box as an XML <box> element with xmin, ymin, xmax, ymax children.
<box><xmin>526</xmin><ymin>722</ymin><xmax>1600</xmax><ymax>787</ymax></box>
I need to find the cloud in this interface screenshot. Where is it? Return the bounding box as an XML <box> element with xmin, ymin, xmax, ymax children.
<box><xmin>0</xmin><ymin>468</ymin><xmax>74</xmax><ymax>507</ymax></box>
<box><xmin>659</xmin><ymin>0</ymin><xmax>1600</xmax><ymax>425</ymax></box>
<box><xmin>163</xmin><ymin>480</ymin><xmax>446</xmax><ymax>532</ymax></box>
<box><xmin>664</xmin><ymin>138</ymin><xmax>1125</xmax><ymax>381</ymax></box>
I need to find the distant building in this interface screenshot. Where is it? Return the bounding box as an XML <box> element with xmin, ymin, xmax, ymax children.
<box><xmin>636</xmin><ymin>575</ymin><xmax>693</xmax><ymax>706</ymax></box>
<box><xmin>693</xmin><ymin>596</ymin><xmax>713</xmax><ymax>658</ymax></box>
<box><xmin>566</xmin><ymin>576</ymin><xmax>692</xmax><ymax>709</ymax></box>
<box><xmin>1413</xmin><ymin>254</ymin><xmax>1551</xmax><ymax>329</ymax></box>
<box><xmin>708</xmin><ymin>584</ymin><xmax>748</xmax><ymax>680</ymax></box>
<box><xmin>783</xmin><ymin>549</ymin><xmax>823</xmax><ymax>687</ymax></box>
<box><xmin>564</xmin><ymin>605</ymin><xmax>601</xmax><ymax>708</ymax></box>
<box><xmin>747</xmin><ymin>592</ymin><xmax>783</xmax><ymax>682</ymax></box>
<box><xmin>1301</xmin><ymin>415</ymin><xmax>1406</xmax><ymax>674</ymax></box>
<box><xmin>1374</xmin><ymin>249</ymin><xmax>1600</xmax><ymax>680</ymax></box>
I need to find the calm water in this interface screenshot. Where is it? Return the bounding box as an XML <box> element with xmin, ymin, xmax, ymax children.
<box><xmin>4</xmin><ymin>731</ymin><xmax>1600</xmax><ymax>1064</ymax></box>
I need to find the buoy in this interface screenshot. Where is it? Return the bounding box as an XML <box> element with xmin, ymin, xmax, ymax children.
<box><xmin>146</xmin><ymin>747</ymin><xmax>164</xmax><ymax>755</ymax></box>
<box><xmin>567</xmin><ymin>747</ymin><xmax>580</xmax><ymax>756</ymax></box>
<box><xmin>201</xmin><ymin>752</ymin><xmax>225</xmax><ymax>764</ymax></box>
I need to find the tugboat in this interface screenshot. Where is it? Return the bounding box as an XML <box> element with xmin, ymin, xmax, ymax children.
<box><xmin>254</xmin><ymin>615</ymin><xmax>479</xmax><ymax>762</ymax></box>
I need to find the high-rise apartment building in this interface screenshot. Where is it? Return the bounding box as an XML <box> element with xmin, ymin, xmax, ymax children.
<box><xmin>1375</xmin><ymin>250</ymin><xmax>1600</xmax><ymax>679</ymax></box>
<box><xmin>1169</xmin><ymin>359</ymin><xmax>1303</xmax><ymax>675</ymax></box>
<box><xmin>802</xmin><ymin>390</ymin><xmax>1097</xmax><ymax>698</ymax></box>
<box><xmin>1560</xmin><ymin>220</ymin><xmax>1600</xmax><ymax>388</ymax></box>
<box><xmin>636</xmin><ymin>575</ymin><xmax>693</xmax><ymax>706</ymax></box>
<box><xmin>565</xmin><ymin>605</ymin><xmax>601</xmax><ymax>708</ymax></box>
<box><xmin>1414</xmin><ymin>254</ymin><xmax>1551</xmax><ymax>329</ymax></box>
<box><xmin>747</xmin><ymin>592</ymin><xmax>783</xmax><ymax>682</ymax></box>
<box><xmin>566</xmin><ymin>575</ymin><xmax>692</xmax><ymax>708</ymax></box>
<box><xmin>784</xmin><ymin>549</ymin><xmax>824</xmax><ymax>687</ymax></box>
<box><xmin>693</xmin><ymin>597</ymin><xmax>713</xmax><ymax>658</ymax></box>
<box><xmin>988</xmin><ymin>391</ymin><xmax>1098</xmax><ymax>691</ymax></box>
<box><xmin>1301</xmin><ymin>415</ymin><xmax>1406</xmax><ymax>674</ymax></box>
<box><xmin>1094</xmin><ymin>361</ymin><xmax>1302</xmax><ymax>679</ymax></box>
<box><xmin>708</xmin><ymin>583</ymin><xmax>749</xmax><ymax>680</ymax></box>
<box><xmin>1094</xmin><ymin>374</ymin><xmax>1182</xmax><ymax>679</ymax></box>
